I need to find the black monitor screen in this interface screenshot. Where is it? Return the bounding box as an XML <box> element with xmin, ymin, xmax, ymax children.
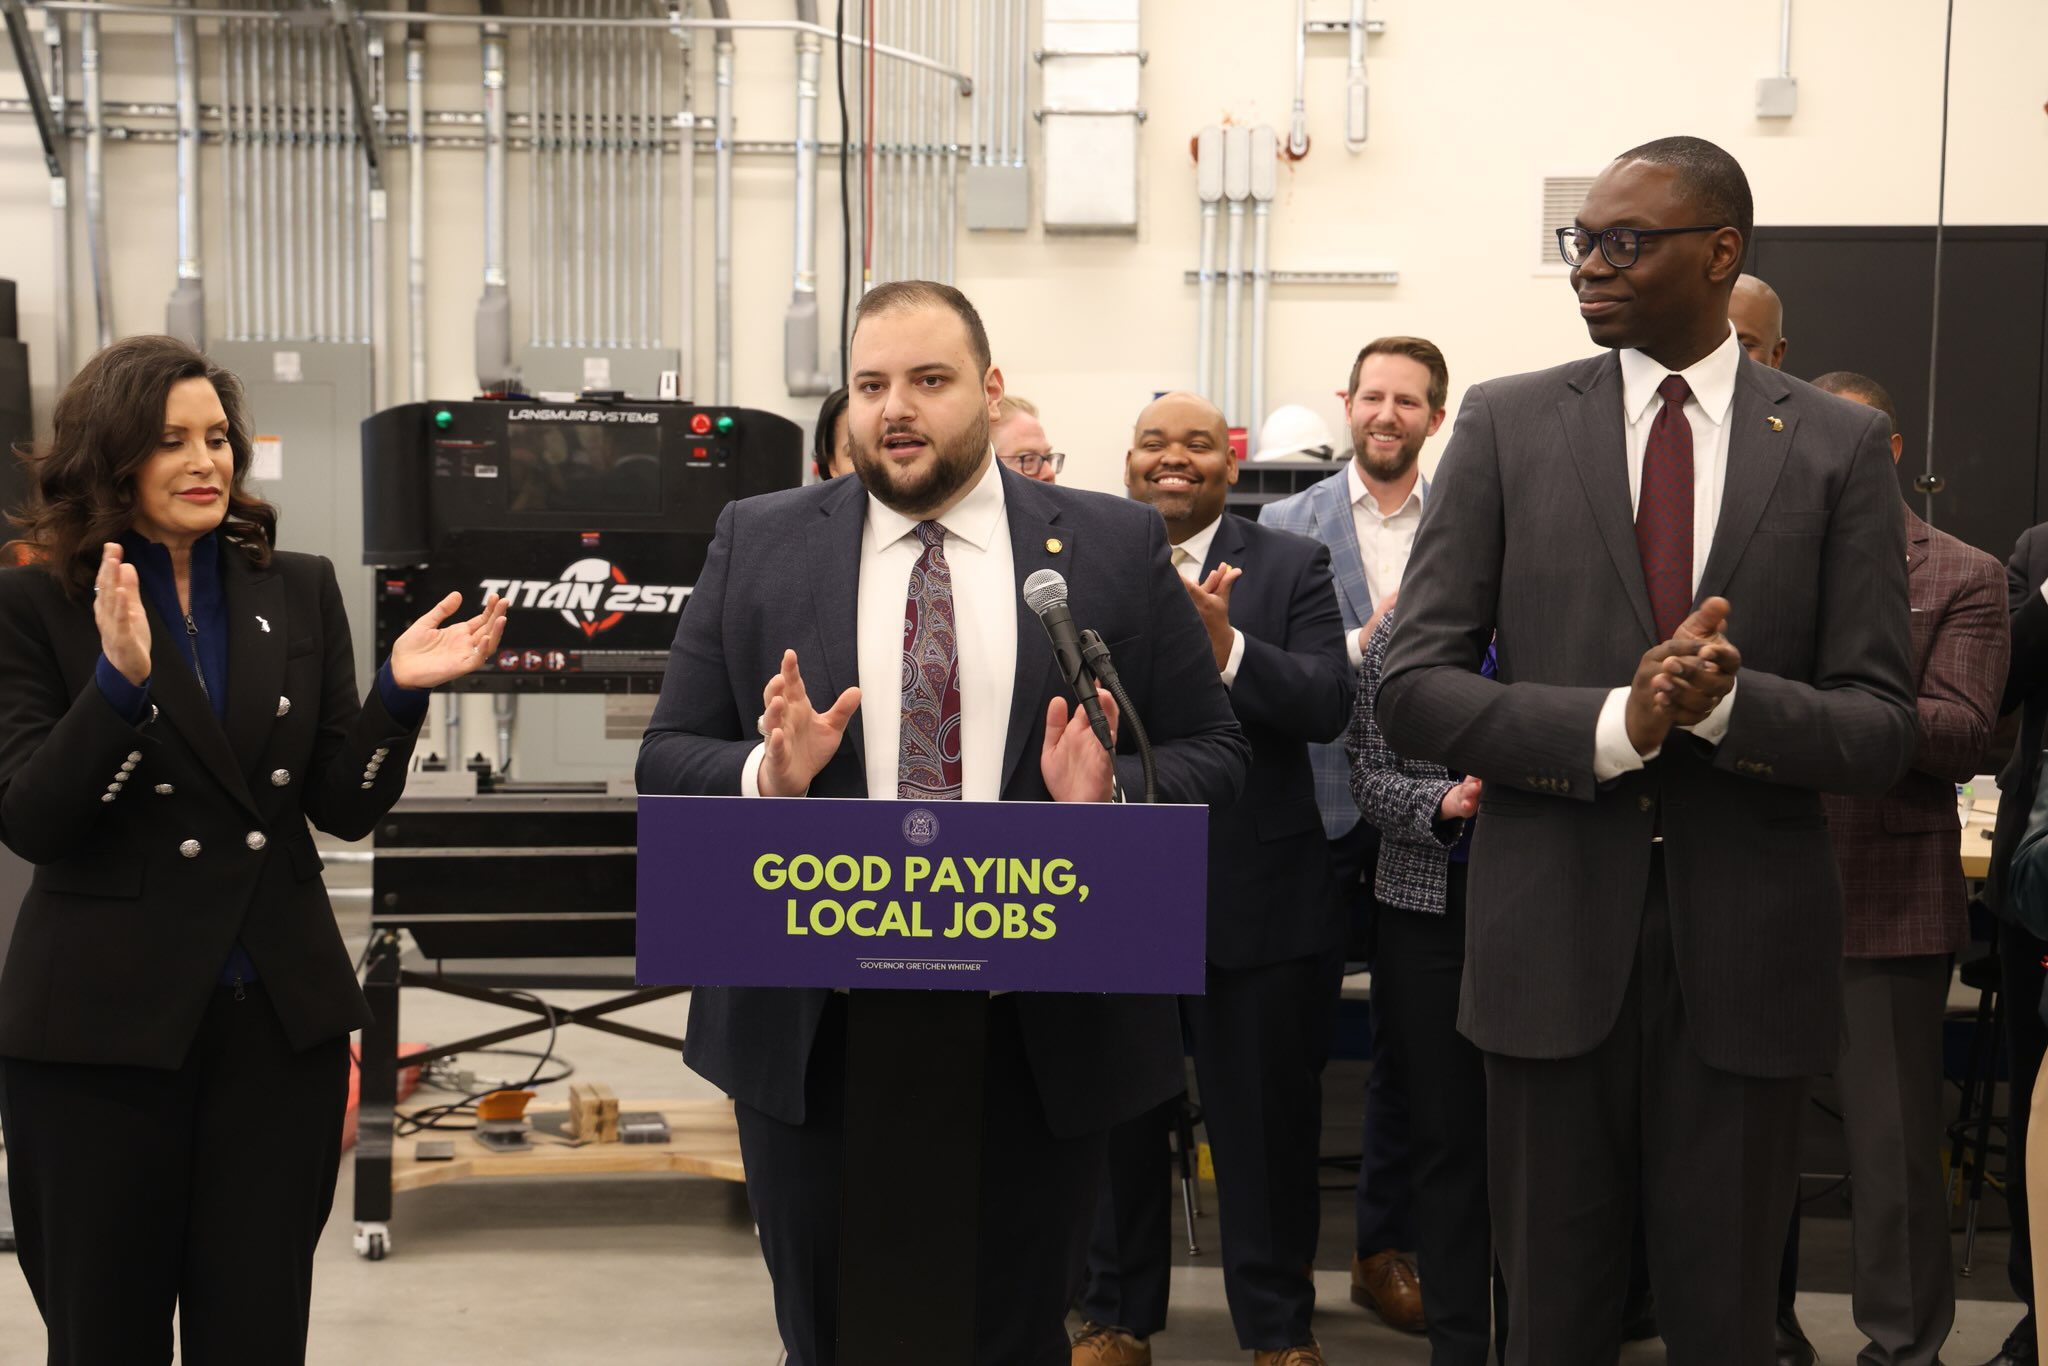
<box><xmin>505</xmin><ymin>422</ymin><xmax>662</xmax><ymax>514</ymax></box>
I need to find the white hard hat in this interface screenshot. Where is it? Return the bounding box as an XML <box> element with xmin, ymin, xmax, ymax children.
<box><xmin>1253</xmin><ymin>404</ymin><xmax>1335</xmax><ymax>460</ymax></box>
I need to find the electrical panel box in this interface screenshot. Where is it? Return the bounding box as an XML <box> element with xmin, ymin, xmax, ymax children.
<box><xmin>1039</xmin><ymin>0</ymin><xmax>1143</xmax><ymax>234</ymax></box>
<box><xmin>1756</xmin><ymin>75</ymin><xmax>1798</xmax><ymax>119</ymax></box>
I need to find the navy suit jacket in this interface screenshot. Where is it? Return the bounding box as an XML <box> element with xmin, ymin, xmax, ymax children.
<box><xmin>1195</xmin><ymin>514</ymin><xmax>1354</xmax><ymax>969</ymax></box>
<box><xmin>637</xmin><ymin>466</ymin><xmax>1251</xmax><ymax>1136</ymax></box>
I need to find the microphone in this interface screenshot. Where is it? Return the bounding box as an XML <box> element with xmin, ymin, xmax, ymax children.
<box><xmin>1021</xmin><ymin>569</ymin><xmax>1114</xmax><ymax>753</ymax></box>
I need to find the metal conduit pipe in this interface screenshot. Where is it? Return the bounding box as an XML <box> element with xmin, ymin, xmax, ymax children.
<box><xmin>940</xmin><ymin>0</ymin><xmax>954</xmax><ymax>281</ymax></box>
<box><xmin>216</xmin><ymin>15</ymin><xmax>234</xmax><ymax>339</ymax></box>
<box><xmin>993</xmin><ymin>0</ymin><xmax>1007</xmax><ymax>169</ymax></box>
<box><xmin>572</xmin><ymin>0</ymin><xmax>587</xmax><ymax>347</ymax></box>
<box><xmin>892</xmin><ymin>0</ymin><xmax>907</xmax><ymax>278</ymax></box>
<box><xmin>1220</xmin><ymin>125</ymin><xmax>1248</xmax><ymax>429</ymax></box>
<box><xmin>1193</xmin><ymin>126</ymin><xmax>1220</xmax><ymax>402</ymax></box>
<box><xmin>260</xmin><ymin>17</ymin><xmax>277</xmax><ymax>339</ymax></box>
<box><xmin>1247</xmin><ymin>125</ymin><xmax>1276</xmax><ymax>453</ymax></box>
<box><xmin>45</xmin><ymin>16</ymin><xmax>71</xmax><ymax>376</ymax></box>
<box><xmin>406</xmin><ymin>29</ymin><xmax>426</xmax><ymax>397</ymax></box>
<box><xmin>648</xmin><ymin>0</ymin><xmax>663</xmax><ymax>353</ymax></box>
<box><xmin>1010</xmin><ymin>0</ymin><xmax>1024</xmax><ymax>171</ymax></box>
<box><xmin>969</xmin><ymin>0</ymin><xmax>984</xmax><ymax>170</ymax></box>
<box><xmin>1344</xmin><ymin>0</ymin><xmax>1367</xmax><ymax>151</ymax></box>
<box><xmin>784</xmin><ymin>1</ymin><xmax>832</xmax><ymax>395</ymax></box>
<box><xmin>367</xmin><ymin>34</ymin><xmax>388</xmax><ymax>387</ymax></box>
<box><xmin>675</xmin><ymin>3</ymin><xmax>695</xmax><ymax>397</ymax></box>
<box><xmin>1287</xmin><ymin>0</ymin><xmax>1308</xmax><ymax>159</ymax></box>
<box><xmin>80</xmin><ymin>11</ymin><xmax>113</xmax><ymax>347</ymax></box>
<box><xmin>476</xmin><ymin>18</ymin><xmax>515</xmax><ymax>389</ymax></box>
<box><xmin>598</xmin><ymin>0</ymin><xmax>614</xmax><ymax>348</ymax></box>
<box><xmin>283</xmin><ymin>27</ymin><xmax>299</xmax><ymax>339</ymax></box>
<box><xmin>312</xmin><ymin>28</ymin><xmax>327</xmax><ymax>342</ymax></box>
<box><xmin>532</xmin><ymin>6</ymin><xmax>548</xmax><ymax>348</ymax></box>
<box><xmin>1778</xmin><ymin>0</ymin><xmax>1792</xmax><ymax>79</ymax></box>
<box><xmin>711</xmin><ymin>0</ymin><xmax>733</xmax><ymax>401</ymax></box>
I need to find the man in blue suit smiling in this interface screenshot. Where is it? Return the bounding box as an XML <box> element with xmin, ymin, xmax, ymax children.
<box><xmin>637</xmin><ymin>282</ymin><xmax>1249</xmax><ymax>1366</ymax></box>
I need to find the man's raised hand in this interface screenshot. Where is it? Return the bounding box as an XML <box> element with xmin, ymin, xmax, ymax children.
<box><xmin>757</xmin><ymin>650</ymin><xmax>861</xmax><ymax>797</ymax></box>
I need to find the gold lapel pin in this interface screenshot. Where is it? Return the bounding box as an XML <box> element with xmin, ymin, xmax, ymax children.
<box><xmin>1766</xmin><ymin>416</ymin><xmax>1784</xmax><ymax>432</ymax></box>
<box><xmin>1045</xmin><ymin>537</ymin><xmax>1064</xmax><ymax>554</ymax></box>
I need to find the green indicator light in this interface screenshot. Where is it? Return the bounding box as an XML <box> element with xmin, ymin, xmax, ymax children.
<box><xmin>715</xmin><ymin>415</ymin><xmax>736</xmax><ymax>435</ymax></box>
<box><xmin>433</xmin><ymin>409</ymin><xmax>454</xmax><ymax>430</ymax></box>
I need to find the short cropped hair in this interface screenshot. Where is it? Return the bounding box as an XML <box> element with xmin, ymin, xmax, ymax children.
<box><xmin>1614</xmin><ymin>135</ymin><xmax>1754</xmax><ymax>257</ymax></box>
<box><xmin>994</xmin><ymin>394</ymin><xmax>1038</xmax><ymax>421</ymax></box>
<box><xmin>852</xmin><ymin>280</ymin><xmax>993</xmax><ymax>375</ymax></box>
<box><xmin>812</xmin><ymin>387</ymin><xmax>850</xmax><ymax>481</ymax></box>
<box><xmin>1347</xmin><ymin>336</ymin><xmax>1450</xmax><ymax>412</ymax></box>
<box><xmin>1811</xmin><ymin>370</ymin><xmax>1900</xmax><ymax>436</ymax></box>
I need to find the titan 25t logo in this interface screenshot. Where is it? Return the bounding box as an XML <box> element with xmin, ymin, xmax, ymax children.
<box><xmin>479</xmin><ymin>559</ymin><xmax>692</xmax><ymax>638</ymax></box>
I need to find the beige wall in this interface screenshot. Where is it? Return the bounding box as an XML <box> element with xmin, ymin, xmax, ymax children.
<box><xmin>3</xmin><ymin>0</ymin><xmax>2044</xmax><ymax>497</ymax></box>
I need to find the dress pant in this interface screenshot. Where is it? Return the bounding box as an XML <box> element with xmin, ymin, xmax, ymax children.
<box><xmin>2003</xmin><ymin>920</ymin><xmax>2048</xmax><ymax>1340</ymax></box>
<box><xmin>1079</xmin><ymin>948</ymin><xmax>1345</xmax><ymax>1350</ymax></box>
<box><xmin>1332</xmin><ymin>820</ymin><xmax>1415</xmax><ymax>1256</ymax></box>
<box><xmin>0</xmin><ymin>983</ymin><xmax>350</xmax><ymax>1366</ymax></box>
<box><xmin>734</xmin><ymin>993</ymin><xmax>1105</xmax><ymax>1366</ymax></box>
<box><xmin>1486</xmin><ymin>855</ymin><xmax>1806</xmax><ymax>1366</ymax></box>
<box><xmin>1374</xmin><ymin>865</ymin><xmax>1492</xmax><ymax>1365</ymax></box>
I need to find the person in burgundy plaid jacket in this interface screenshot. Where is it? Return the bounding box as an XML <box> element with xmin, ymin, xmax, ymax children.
<box><xmin>1786</xmin><ymin>372</ymin><xmax>2009</xmax><ymax>1366</ymax></box>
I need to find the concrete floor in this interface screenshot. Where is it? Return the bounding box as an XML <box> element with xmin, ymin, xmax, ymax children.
<box><xmin>0</xmin><ymin>874</ymin><xmax>2031</xmax><ymax>1362</ymax></box>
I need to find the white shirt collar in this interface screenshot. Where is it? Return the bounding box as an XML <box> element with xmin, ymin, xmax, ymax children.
<box><xmin>1618</xmin><ymin>324</ymin><xmax>1742</xmax><ymax>427</ymax></box>
<box><xmin>865</xmin><ymin>449</ymin><xmax>1007</xmax><ymax>551</ymax></box>
<box><xmin>1172</xmin><ymin>513</ymin><xmax>1225</xmax><ymax>571</ymax></box>
<box><xmin>1346</xmin><ymin>459</ymin><xmax>1425</xmax><ymax>522</ymax></box>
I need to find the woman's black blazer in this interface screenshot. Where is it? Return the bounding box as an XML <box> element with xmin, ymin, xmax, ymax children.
<box><xmin>0</xmin><ymin>548</ymin><xmax>423</xmax><ymax>1067</ymax></box>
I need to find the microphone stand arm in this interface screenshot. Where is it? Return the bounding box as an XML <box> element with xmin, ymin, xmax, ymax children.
<box><xmin>1081</xmin><ymin>629</ymin><xmax>1157</xmax><ymax>805</ymax></box>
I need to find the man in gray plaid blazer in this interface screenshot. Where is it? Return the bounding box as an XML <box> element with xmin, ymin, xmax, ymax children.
<box><xmin>1259</xmin><ymin>336</ymin><xmax>1445</xmax><ymax>1330</ymax></box>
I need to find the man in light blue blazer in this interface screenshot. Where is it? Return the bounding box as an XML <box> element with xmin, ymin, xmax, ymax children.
<box><xmin>1257</xmin><ymin>336</ymin><xmax>1444</xmax><ymax>1331</ymax></box>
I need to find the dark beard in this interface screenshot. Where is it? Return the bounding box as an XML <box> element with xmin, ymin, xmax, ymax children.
<box><xmin>853</xmin><ymin>410</ymin><xmax>991</xmax><ymax>516</ymax></box>
<box><xmin>1351</xmin><ymin>428</ymin><xmax>1423</xmax><ymax>484</ymax></box>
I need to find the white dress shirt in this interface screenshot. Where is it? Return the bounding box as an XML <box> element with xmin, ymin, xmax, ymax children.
<box><xmin>1592</xmin><ymin>326</ymin><xmax>1743</xmax><ymax>780</ymax></box>
<box><xmin>1168</xmin><ymin>515</ymin><xmax>1245</xmax><ymax>688</ymax></box>
<box><xmin>742</xmin><ymin>454</ymin><xmax>1018</xmax><ymax>798</ymax></box>
<box><xmin>1347</xmin><ymin>460</ymin><xmax>1425</xmax><ymax>668</ymax></box>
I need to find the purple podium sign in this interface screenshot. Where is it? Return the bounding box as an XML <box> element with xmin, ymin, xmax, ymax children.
<box><xmin>636</xmin><ymin>795</ymin><xmax>1208</xmax><ymax>994</ymax></box>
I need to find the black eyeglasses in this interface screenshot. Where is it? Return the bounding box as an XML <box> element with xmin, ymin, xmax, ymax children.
<box><xmin>999</xmin><ymin>450</ymin><xmax>1065</xmax><ymax>475</ymax></box>
<box><xmin>1557</xmin><ymin>224</ymin><xmax>1724</xmax><ymax>270</ymax></box>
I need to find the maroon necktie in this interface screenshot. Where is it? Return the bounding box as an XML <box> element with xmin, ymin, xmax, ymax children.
<box><xmin>898</xmin><ymin>520</ymin><xmax>963</xmax><ymax>801</ymax></box>
<box><xmin>1636</xmin><ymin>374</ymin><xmax>1694</xmax><ymax>641</ymax></box>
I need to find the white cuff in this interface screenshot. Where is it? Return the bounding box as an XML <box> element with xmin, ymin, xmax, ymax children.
<box><xmin>1347</xmin><ymin>626</ymin><xmax>1368</xmax><ymax>669</ymax></box>
<box><xmin>1594</xmin><ymin>686</ymin><xmax>1654</xmax><ymax>781</ymax></box>
<box><xmin>2040</xmin><ymin>579</ymin><xmax>2048</xmax><ymax>608</ymax></box>
<box><xmin>1220</xmin><ymin>628</ymin><xmax>1247</xmax><ymax>688</ymax></box>
<box><xmin>1678</xmin><ymin>674</ymin><xmax>1738</xmax><ymax>746</ymax></box>
<box><xmin>740</xmin><ymin>741</ymin><xmax>770</xmax><ymax>796</ymax></box>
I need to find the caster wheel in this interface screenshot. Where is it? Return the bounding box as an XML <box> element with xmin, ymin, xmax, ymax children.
<box><xmin>353</xmin><ymin>1223</ymin><xmax>391</xmax><ymax>1261</ymax></box>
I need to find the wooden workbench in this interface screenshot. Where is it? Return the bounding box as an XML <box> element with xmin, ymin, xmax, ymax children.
<box><xmin>388</xmin><ymin>1097</ymin><xmax>744</xmax><ymax>1196</ymax></box>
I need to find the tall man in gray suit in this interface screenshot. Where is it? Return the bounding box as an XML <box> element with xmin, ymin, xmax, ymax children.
<box><xmin>1377</xmin><ymin>136</ymin><xmax>1917</xmax><ymax>1364</ymax></box>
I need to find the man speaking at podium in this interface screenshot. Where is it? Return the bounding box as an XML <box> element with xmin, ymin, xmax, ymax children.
<box><xmin>637</xmin><ymin>281</ymin><xmax>1249</xmax><ymax>1365</ymax></box>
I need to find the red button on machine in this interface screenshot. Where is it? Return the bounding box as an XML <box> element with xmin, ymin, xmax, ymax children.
<box><xmin>689</xmin><ymin>412</ymin><xmax>712</xmax><ymax>435</ymax></box>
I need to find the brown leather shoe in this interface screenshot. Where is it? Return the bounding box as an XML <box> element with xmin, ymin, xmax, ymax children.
<box><xmin>1350</xmin><ymin>1249</ymin><xmax>1426</xmax><ymax>1333</ymax></box>
<box><xmin>1253</xmin><ymin>1344</ymin><xmax>1326</xmax><ymax>1365</ymax></box>
<box><xmin>1071</xmin><ymin>1321</ymin><xmax>1152</xmax><ymax>1366</ymax></box>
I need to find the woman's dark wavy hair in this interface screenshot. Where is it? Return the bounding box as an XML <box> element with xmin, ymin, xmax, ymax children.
<box><xmin>4</xmin><ymin>335</ymin><xmax>277</xmax><ymax>595</ymax></box>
